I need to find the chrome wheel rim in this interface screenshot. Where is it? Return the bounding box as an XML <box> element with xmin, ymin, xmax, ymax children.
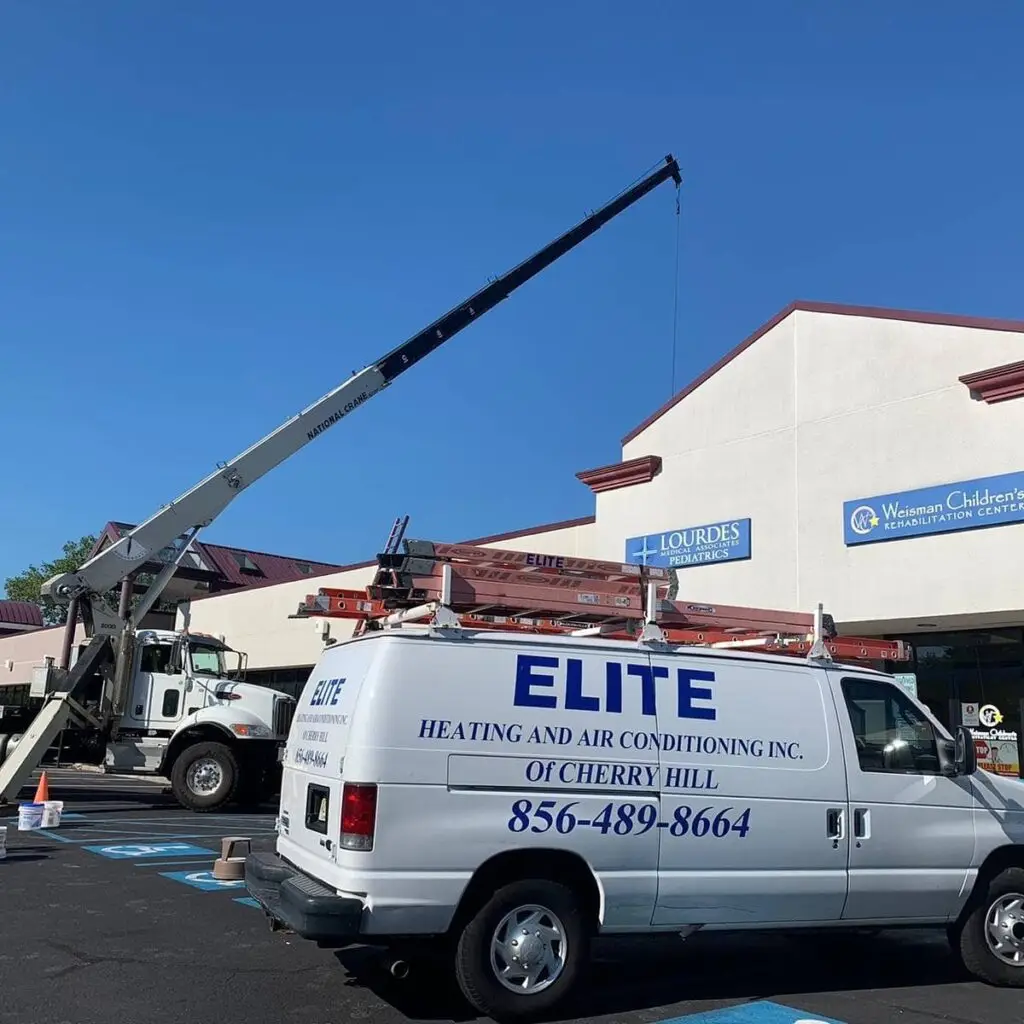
<box><xmin>489</xmin><ymin>903</ymin><xmax>567</xmax><ymax>994</ymax></box>
<box><xmin>187</xmin><ymin>757</ymin><xmax>223</xmax><ymax>796</ymax></box>
<box><xmin>985</xmin><ymin>892</ymin><xmax>1024</xmax><ymax>966</ymax></box>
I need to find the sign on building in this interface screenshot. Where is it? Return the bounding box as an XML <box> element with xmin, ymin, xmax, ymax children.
<box><xmin>844</xmin><ymin>470</ymin><xmax>1024</xmax><ymax>546</ymax></box>
<box><xmin>892</xmin><ymin>673</ymin><xmax>918</xmax><ymax>698</ymax></box>
<box><xmin>969</xmin><ymin>704</ymin><xmax>1020</xmax><ymax>778</ymax></box>
<box><xmin>625</xmin><ymin>519</ymin><xmax>751</xmax><ymax>569</ymax></box>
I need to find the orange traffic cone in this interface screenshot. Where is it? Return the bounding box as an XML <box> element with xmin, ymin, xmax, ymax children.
<box><xmin>33</xmin><ymin>771</ymin><xmax>50</xmax><ymax>804</ymax></box>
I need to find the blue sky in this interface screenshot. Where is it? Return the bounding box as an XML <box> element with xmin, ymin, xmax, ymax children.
<box><xmin>3</xmin><ymin>2</ymin><xmax>1024</xmax><ymax>588</ymax></box>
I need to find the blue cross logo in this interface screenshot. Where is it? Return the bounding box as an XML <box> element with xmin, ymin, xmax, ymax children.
<box><xmin>631</xmin><ymin>537</ymin><xmax>659</xmax><ymax>565</ymax></box>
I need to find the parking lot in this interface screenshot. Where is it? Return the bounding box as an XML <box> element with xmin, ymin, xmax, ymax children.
<box><xmin>0</xmin><ymin>770</ymin><xmax>1020</xmax><ymax>1024</ymax></box>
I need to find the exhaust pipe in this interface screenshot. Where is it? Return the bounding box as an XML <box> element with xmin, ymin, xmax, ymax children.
<box><xmin>387</xmin><ymin>957</ymin><xmax>410</xmax><ymax>979</ymax></box>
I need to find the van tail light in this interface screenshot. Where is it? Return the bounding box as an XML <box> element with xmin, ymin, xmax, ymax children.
<box><xmin>340</xmin><ymin>782</ymin><xmax>377</xmax><ymax>851</ymax></box>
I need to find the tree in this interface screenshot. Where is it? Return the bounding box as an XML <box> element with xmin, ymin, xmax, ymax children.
<box><xmin>4</xmin><ymin>535</ymin><xmax>98</xmax><ymax>625</ymax></box>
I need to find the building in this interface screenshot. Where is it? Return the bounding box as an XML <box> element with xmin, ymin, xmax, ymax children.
<box><xmin>7</xmin><ymin>300</ymin><xmax>1024</xmax><ymax>773</ymax></box>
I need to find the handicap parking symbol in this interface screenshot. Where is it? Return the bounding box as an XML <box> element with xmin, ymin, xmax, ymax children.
<box><xmin>83</xmin><ymin>842</ymin><xmax>216</xmax><ymax>860</ymax></box>
<box><xmin>660</xmin><ymin>1001</ymin><xmax>845</xmax><ymax>1024</ymax></box>
<box><xmin>159</xmin><ymin>869</ymin><xmax>246</xmax><ymax>892</ymax></box>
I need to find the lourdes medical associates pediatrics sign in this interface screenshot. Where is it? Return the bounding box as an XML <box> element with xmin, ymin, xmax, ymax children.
<box><xmin>844</xmin><ymin>470</ymin><xmax>1024</xmax><ymax>546</ymax></box>
<box><xmin>626</xmin><ymin>518</ymin><xmax>752</xmax><ymax>569</ymax></box>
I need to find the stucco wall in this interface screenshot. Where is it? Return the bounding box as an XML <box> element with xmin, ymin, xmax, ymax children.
<box><xmin>0</xmin><ymin>623</ymin><xmax>84</xmax><ymax>688</ymax></box>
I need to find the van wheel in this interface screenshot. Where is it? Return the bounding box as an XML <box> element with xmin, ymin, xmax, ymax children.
<box><xmin>956</xmin><ymin>867</ymin><xmax>1024</xmax><ymax>985</ymax></box>
<box><xmin>454</xmin><ymin>878</ymin><xmax>587</xmax><ymax>1021</ymax></box>
<box><xmin>170</xmin><ymin>742</ymin><xmax>238</xmax><ymax>812</ymax></box>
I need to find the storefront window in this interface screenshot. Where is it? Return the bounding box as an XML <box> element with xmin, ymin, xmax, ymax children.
<box><xmin>884</xmin><ymin>627</ymin><xmax>1024</xmax><ymax>777</ymax></box>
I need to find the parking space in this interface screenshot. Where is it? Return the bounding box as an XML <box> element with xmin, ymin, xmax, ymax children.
<box><xmin>1</xmin><ymin>771</ymin><xmax>1022</xmax><ymax>1024</ymax></box>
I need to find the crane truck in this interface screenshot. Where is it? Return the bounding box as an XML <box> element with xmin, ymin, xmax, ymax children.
<box><xmin>0</xmin><ymin>154</ymin><xmax>682</xmax><ymax>812</ymax></box>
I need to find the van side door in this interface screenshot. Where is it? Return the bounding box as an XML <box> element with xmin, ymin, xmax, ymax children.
<box><xmin>651</xmin><ymin>655</ymin><xmax>850</xmax><ymax>926</ymax></box>
<box><xmin>830</xmin><ymin>673</ymin><xmax>976</xmax><ymax>923</ymax></box>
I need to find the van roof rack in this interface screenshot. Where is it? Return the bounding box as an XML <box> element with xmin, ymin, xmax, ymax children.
<box><xmin>292</xmin><ymin>527</ymin><xmax>911</xmax><ymax>665</ymax></box>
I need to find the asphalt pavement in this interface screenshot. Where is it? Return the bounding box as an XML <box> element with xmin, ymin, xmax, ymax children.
<box><xmin>2</xmin><ymin>769</ymin><xmax>1023</xmax><ymax>1024</ymax></box>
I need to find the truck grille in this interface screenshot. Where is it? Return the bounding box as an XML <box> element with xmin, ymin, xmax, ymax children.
<box><xmin>273</xmin><ymin>697</ymin><xmax>296</xmax><ymax>739</ymax></box>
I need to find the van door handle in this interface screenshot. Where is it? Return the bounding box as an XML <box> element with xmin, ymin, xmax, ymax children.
<box><xmin>853</xmin><ymin>808</ymin><xmax>870</xmax><ymax>840</ymax></box>
<box><xmin>826</xmin><ymin>808</ymin><xmax>845</xmax><ymax>841</ymax></box>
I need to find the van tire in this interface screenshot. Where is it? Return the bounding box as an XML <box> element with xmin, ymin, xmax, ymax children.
<box><xmin>454</xmin><ymin>878</ymin><xmax>587</xmax><ymax>1022</ymax></box>
<box><xmin>956</xmin><ymin>866</ymin><xmax>1024</xmax><ymax>986</ymax></box>
<box><xmin>170</xmin><ymin>741</ymin><xmax>239</xmax><ymax>812</ymax></box>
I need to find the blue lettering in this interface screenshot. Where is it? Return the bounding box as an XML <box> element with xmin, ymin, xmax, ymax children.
<box><xmin>565</xmin><ymin>658</ymin><xmax>600</xmax><ymax>712</ymax></box>
<box><xmin>514</xmin><ymin>657</ymin><xmax>718</xmax><ymax>720</ymax></box>
<box><xmin>676</xmin><ymin>668</ymin><xmax>716</xmax><ymax>721</ymax></box>
<box><xmin>605</xmin><ymin>662</ymin><xmax>623</xmax><ymax>712</ymax></box>
<box><xmin>309</xmin><ymin>677</ymin><xmax>346</xmax><ymax>707</ymax></box>
<box><xmin>628</xmin><ymin>663</ymin><xmax>667</xmax><ymax>717</ymax></box>
<box><xmin>514</xmin><ymin>654</ymin><xmax>559</xmax><ymax>709</ymax></box>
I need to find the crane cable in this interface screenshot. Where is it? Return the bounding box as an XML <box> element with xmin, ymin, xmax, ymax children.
<box><xmin>669</xmin><ymin>182</ymin><xmax>682</xmax><ymax>398</ymax></box>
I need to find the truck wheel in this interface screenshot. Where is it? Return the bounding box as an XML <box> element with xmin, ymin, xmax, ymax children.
<box><xmin>956</xmin><ymin>866</ymin><xmax>1024</xmax><ymax>985</ymax></box>
<box><xmin>454</xmin><ymin>878</ymin><xmax>587</xmax><ymax>1021</ymax></box>
<box><xmin>170</xmin><ymin>741</ymin><xmax>239</xmax><ymax>812</ymax></box>
<box><xmin>0</xmin><ymin>734</ymin><xmax>9</xmax><ymax>764</ymax></box>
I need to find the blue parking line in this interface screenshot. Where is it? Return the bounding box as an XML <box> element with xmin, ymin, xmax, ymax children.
<box><xmin>234</xmin><ymin>897</ymin><xmax>261</xmax><ymax>909</ymax></box>
<box><xmin>34</xmin><ymin>829</ymin><xmax>75</xmax><ymax>844</ymax></box>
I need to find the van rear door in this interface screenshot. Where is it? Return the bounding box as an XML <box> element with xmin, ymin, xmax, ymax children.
<box><xmin>276</xmin><ymin>638</ymin><xmax>376</xmax><ymax>878</ymax></box>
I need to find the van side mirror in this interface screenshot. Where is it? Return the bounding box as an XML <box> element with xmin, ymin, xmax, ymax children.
<box><xmin>955</xmin><ymin>726</ymin><xmax>978</xmax><ymax>776</ymax></box>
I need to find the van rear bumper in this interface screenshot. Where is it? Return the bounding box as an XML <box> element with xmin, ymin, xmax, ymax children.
<box><xmin>245</xmin><ymin>851</ymin><xmax>363</xmax><ymax>943</ymax></box>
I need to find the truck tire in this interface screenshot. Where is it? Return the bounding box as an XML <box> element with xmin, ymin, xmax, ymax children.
<box><xmin>956</xmin><ymin>866</ymin><xmax>1024</xmax><ymax>986</ymax></box>
<box><xmin>0</xmin><ymin>734</ymin><xmax>9</xmax><ymax>764</ymax></box>
<box><xmin>454</xmin><ymin>878</ymin><xmax>588</xmax><ymax>1022</ymax></box>
<box><xmin>170</xmin><ymin>741</ymin><xmax>239</xmax><ymax>812</ymax></box>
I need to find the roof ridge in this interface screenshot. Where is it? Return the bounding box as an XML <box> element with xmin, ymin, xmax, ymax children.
<box><xmin>620</xmin><ymin>299</ymin><xmax>1024</xmax><ymax>446</ymax></box>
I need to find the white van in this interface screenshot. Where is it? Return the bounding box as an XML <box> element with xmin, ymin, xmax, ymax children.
<box><xmin>246</xmin><ymin>626</ymin><xmax>1024</xmax><ymax>1020</ymax></box>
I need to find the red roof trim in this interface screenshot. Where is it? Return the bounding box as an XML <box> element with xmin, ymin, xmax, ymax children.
<box><xmin>959</xmin><ymin>360</ymin><xmax>1024</xmax><ymax>405</ymax></box>
<box><xmin>576</xmin><ymin>455</ymin><xmax>662</xmax><ymax>494</ymax></box>
<box><xmin>0</xmin><ymin>600</ymin><xmax>44</xmax><ymax>628</ymax></box>
<box><xmin>621</xmin><ymin>300</ymin><xmax>1024</xmax><ymax>445</ymax></box>
<box><xmin>188</xmin><ymin>514</ymin><xmax>597</xmax><ymax>602</ymax></box>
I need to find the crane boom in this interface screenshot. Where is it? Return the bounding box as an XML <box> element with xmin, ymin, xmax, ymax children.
<box><xmin>41</xmin><ymin>155</ymin><xmax>681</xmax><ymax>639</ymax></box>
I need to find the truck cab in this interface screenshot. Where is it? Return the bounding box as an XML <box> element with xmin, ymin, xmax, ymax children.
<box><xmin>106</xmin><ymin>629</ymin><xmax>297</xmax><ymax>809</ymax></box>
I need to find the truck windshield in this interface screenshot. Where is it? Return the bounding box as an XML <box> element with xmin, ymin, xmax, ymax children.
<box><xmin>189</xmin><ymin>644</ymin><xmax>227</xmax><ymax>677</ymax></box>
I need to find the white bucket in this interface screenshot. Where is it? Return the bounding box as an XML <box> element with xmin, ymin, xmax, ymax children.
<box><xmin>0</xmin><ymin>824</ymin><xmax>7</xmax><ymax>860</ymax></box>
<box><xmin>41</xmin><ymin>800</ymin><xmax>63</xmax><ymax>828</ymax></box>
<box><xmin>17</xmin><ymin>802</ymin><xmax>44</xmax><ymax>831</ymax></box>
